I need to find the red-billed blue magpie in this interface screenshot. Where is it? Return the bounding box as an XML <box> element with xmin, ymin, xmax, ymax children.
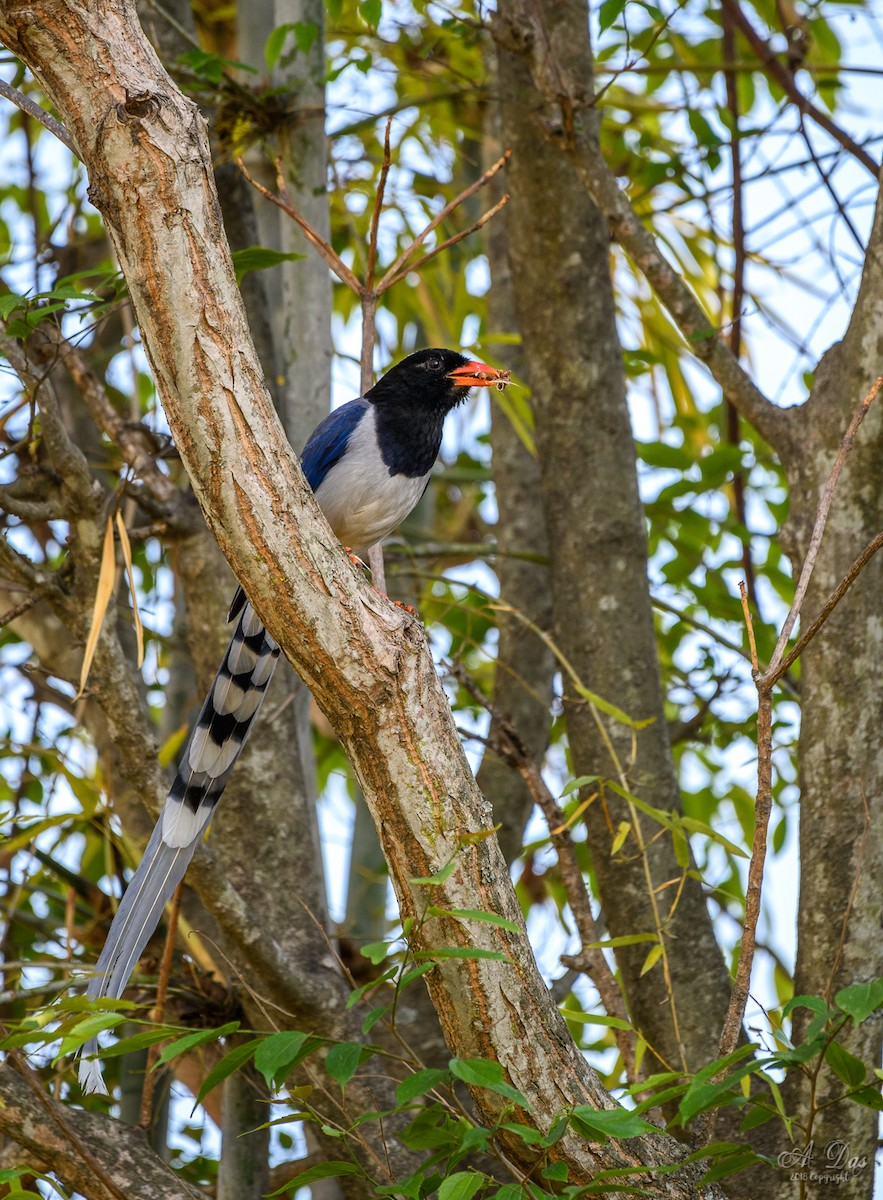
<box><xmin>78</xmin><ymin>348</ymin><xmax>509</xmax><ymax>1092</ymax></box>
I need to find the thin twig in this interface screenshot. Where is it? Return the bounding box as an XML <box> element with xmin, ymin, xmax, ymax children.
<box><xmin>0</xmin><ymin>1027</ymin><xmax>129</xmax><ymax>1200</ymax></box>
<box><xmin>447</xmin><ymin>659</ymin><xmax>639</xmax><ymax>1084</ymax></box>
<box><xmin>721</xmin><ymin>13</ymin><xmax>759</xmax><ymax>614</ymax></box>
<box><xmin>704</xmin><ymin>692</ymin><xmax>773</xmax><ymax>1113</ymax></box>
<box><xmin>366</xmin><ymin>119</ymin><xmax>393</xmax><ymax>291</ymax></box>
<box><xmin>237</xmin><ymin>157</ymin><xmax>361</xmax><ymax>293</ymax></box>
<box><xmin>139</xmin><ymin>881</ymin><xmax>183</xmax><ymax>1128</ymax></box>
<box><xmin>0</xmin><ymin>77</ymin><xmax>78</xmax><ymax>156</ymax></box>
<box><xmin>766</xmin><ymin>374</ymin><xmax>882</xmax><ymax>676</ymax></box>
<box><xmin>375</xmin><ymin>149</ymin><xmax>511</xmax><ymax>292</ymax></box>
<box><xmin>0</xmin><ymin>586</ymin><xmax>47</xmax><ymax>627</ymax></box>
<box><xmin>769</xmin><ymin>529</ymin><xmax>883</xmax><ymax>687</ymax></box>
<box><xmin>380</xmin><ymin>194</ymin><xmax>511</xmax><ymax>293</ymax></box>
<box><xmin>738</xmin><ymin>581</ymin><xmax>759</xmax><ymax>674</ymax></box>
<box><xmin>719</xmin><ymin>0</ymin><xmax>878</xmax><ymax>176</ymax></box>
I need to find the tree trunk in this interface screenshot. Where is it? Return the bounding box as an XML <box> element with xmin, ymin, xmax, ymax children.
<box><xmin>493</xmin><ymin>0</ymin><xmax>733</xmax><ymax>1081</ymax></box>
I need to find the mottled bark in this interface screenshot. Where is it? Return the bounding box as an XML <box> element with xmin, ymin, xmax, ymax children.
<box><xmin>238</xmin><ymin>0</ymin><xmax>332</xmax><ymax>448</ymax></box>
<box><xmin>0</xmin><ymin>1066</ymin><xmax>201</xmax><ymax>1200</ymax></box>
<box><xmin>493</xmin><ymin>0</ymin><xmax>733</xmax><ymax>1080</ymax></box>
<box><xmin>768</xmin><ymin>187</ymin><xmax>883</xmax><ymax>1200</ymax></box>
<box><xmin>479</xmin><ymin>98</ymin><xmax>555</xmax><ymax>865</ymax></box>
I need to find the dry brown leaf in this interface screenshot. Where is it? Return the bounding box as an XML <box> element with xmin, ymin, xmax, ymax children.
<box><xmin>76</xmin><ymin>515</ymin><xmax>116</xmax><ymax>699</ymax></box>
<box><xmin>115</xmin><ymin>510</ymin><xmax>144</xmax><ymax>668</ymax></box>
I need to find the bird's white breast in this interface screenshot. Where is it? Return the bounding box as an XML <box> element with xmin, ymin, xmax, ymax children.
<box><xmin>313</xmin><ymin>406</ymin><xmax>430</xmax><ymax>552</ymax></box>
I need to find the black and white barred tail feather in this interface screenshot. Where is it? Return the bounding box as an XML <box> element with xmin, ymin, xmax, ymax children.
<box><xmin>78</xmin><ymin>589</ymin><xmax>279</xmax><ymax>1093</ymax></box>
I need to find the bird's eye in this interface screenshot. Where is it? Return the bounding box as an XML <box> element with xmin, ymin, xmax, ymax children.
<box><xmin>426</xmin><ymin>354</ymin><xmax>443</xmax><ymax>371</ymax></box>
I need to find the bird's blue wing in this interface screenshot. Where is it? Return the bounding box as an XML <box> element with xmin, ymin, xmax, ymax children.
<box><xmin>301</xmin><ymin>399</ymin><xmax>369</xmax><ymax>492</ymax></box>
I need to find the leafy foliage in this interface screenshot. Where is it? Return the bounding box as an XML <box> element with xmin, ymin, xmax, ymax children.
<box><xmin>1</xmin><ymin>0</ymin><xmax>881</xmax><ymax>1193</ymax></box>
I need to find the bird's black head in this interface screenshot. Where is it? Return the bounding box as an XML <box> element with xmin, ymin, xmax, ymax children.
<box><xmin>366</xmin><ymin>348</ymin><xmax>510</xmax><ymax>479</ymax></box>
<box><xmin>365</xmin><ymin>348</ymin><xmax>508</xmax><ymax>413</ymax></box>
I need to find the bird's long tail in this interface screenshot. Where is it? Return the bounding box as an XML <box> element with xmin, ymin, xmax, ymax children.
<box><xmin>78</xmin><ymin>589</ymin><xmax>280</xmax><ymax>1094</ymax></box>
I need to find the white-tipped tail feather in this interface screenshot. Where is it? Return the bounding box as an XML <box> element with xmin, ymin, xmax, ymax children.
<box><xmin>77</xmin><ymin>591</ymin><xmax>279</xmax><ymax>1093</ymax></box>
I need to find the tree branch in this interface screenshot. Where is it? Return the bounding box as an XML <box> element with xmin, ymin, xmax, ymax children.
<box><xmin>0</xmin><ymin>1062</ymin><xmax>200</xmax><ymax>1200</ymax></box>
<box><xmin>0</xmin><ymin>74</ymin><xmax>79</xmax><ymax>155</ymax></box>
<box><xmin>491</xmin><ymin>4</ymin><xmax>794</xmax><ymax>459</ymax></box>
<box><xmin>720</xmin><ymin>0</ymin><xmax>879</xmax><ymax>177</ymax></box>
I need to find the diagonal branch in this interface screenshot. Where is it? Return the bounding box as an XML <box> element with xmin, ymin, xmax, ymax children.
<box><xmin>491</xmin><ymin>4</ymin><xmax>794</xmax><ymax>460</ymax></box>
<box><xmin>766</xmin><ymin>373</ymin><xmax>881</xmax><ymax>676</ymax></box>
<box><xmin>0</xmin><ymin>75</ymin><xmax>79</xmax><ymax>156</ymax></box>
<box><xmin>720</xmin><ymin>0</ymin><xmax>878</xmax><ymax>177</ymax></box>
<box><xmin>0</xmin><ymin>1060</ymin><xmax>200</xmax><ymax>1200</ymax></box>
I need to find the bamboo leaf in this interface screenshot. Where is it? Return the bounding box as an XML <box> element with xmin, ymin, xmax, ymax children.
<box><xmin>77</xmin><ymin>516</ymin><xmax>116</xmax><ymax>698</ymax></box>
<box><xmin>115</xmin><ymin>510</ymin><xmax>143</xmax><ymax>668</ymax></box>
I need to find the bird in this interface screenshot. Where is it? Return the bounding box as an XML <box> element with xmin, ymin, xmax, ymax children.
<box><xmin>77</xmin><ymin>347</ymin><xmax>510</xmax><ymax>1093</ymax></box>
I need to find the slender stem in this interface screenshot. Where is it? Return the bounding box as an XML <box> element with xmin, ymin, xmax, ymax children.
<box><xmin>379</xmin><ymin>195</ymin><xmax>511</xmax><ymax>294</ymax></box>
<box><xmin>139</xmin><ymin>881</ymin><xmax>183</xmax><ymax>1128</ymax></box>
<box><xmin>366</xmin><ymin>119</ymin><xmax>393</xmax><ymax>291</ymax></box>
<box><xmin>703</xmin><ymin>690</ymin><xmax>773</xmax><ymax>1122</ymax></box>
<box><xmin>0</xmin><ymin>77</ymin><xmax>78</xmax><ymax>156</ymax></box>
<box><xmin>769</xmin><ymin>529</ymin><xmax>883</xmax><ymax>688</ymax></box>
<box><xmin>237</xmin><ymin>157</ymin><xmax>362</xmax><ymax>294</ymax></box>
<box><xmin>738</xmin><ymin>581</ymin><xmax>759</xmax><ymax>674</ymax></box>
<box><xmin>359</xmin><ymin>292</ymin><xmax>388</xmax><ymax>594</ymax></box>
<box><xmin>374</xmin><ymin>150</ymin><xmax>510</xmax><ymax>293</ymax></box>
<box><xmin>765</xmin><ymin>374</ymin><xmax>882</xmax><ymax>678</ymax></box>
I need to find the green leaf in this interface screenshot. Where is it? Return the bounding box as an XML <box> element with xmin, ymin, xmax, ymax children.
<box><xmin>570</xmin><ymin>1105</ymin><xmax>658</xmax><ymax>1140</ymax></box>
<box><xmin>196</xmin><ymin>1040</ymin><xmax>260</xmax><ymax>1105</ymax></box>
<box><xmin>500</xmin><ymin>1121</ymin><xmax>545</xmax><ymax>1145</ymax></box>
<box><xmin>677</xmin><ymin>1053</ymin><xmax>769</xmax><ymax>1124</ymax></box>
<box><xmin>835</xmin><ymin>978</ymin><xmax>883</xmax><ymax>1024</ymax></box>
<box><xmin>361</xmin><ymin>1005</ymin><xmax>389</xmax><ymax>1035</ymax></box>
<box><xmin>397</xmin><ymin>962</ymin><xmax>436</xmax><ymax>990</ymax></box>
<box><xmin>560</xmin><ymin>775</ymin><xmax>600</xmax><ymax>797</ymax></box>
<box><xmin>783</xmin><ymin>994</ymin><xmax>833</xmax><ymax>1044</ymax></box>
<box><xmin>359</xmin><ymin>0</ymin><xmax>382</xmax><ymax>27</ymax></box>
<box><xmin>575</xmin><ymin>690</ymin><xmax>654</xmax><ymax>730</ymax></box>
<box><xmin>231</xmin><ymin>246</ymin><xmax>305</xmax><ymax>283</ymax></box>
<box><xmin>427</xmin><ymin>907</ymin><xmax>521</xmax><ymax>935</ymax></box>
<box><xmin>825</xmin><ymin>1041</ymin><xmax>866</xmax><ymax>1088</ymax></box>
<box><xmin>598</xmin><ymin>0</ymin><xmax>626</xmax><ymax>32</ymax></box>
<box><xmin>93</xmin><ymin>1027</ymin><xmax>177</xmax><ymax>1059</ymax></box>
<box><xmin>325</xmin><ymin>1041</ymin><xmax>363</xmax><ymax>1089</ymax></box>
<box><xmin>582</xmin><ymin>933</ymin><xmax>658</xmax><ymax>951</ymax></box>
<box><xmin>450</xmin><ymin>1058</ymin><xmax>528</xmax><ymax>1107</ymax></box>
<box><xmin>640</xmin><ymin>944</ymin><xmax>664</xmax><ymax>976</ymax></box>
<box><xmin>677</xmin><ymin>816</ymin><xmax>748</xmax><ymax>859</ymax></box>
<box><xmin>397</xmin><ymin>1067</ymin><xmax>450</xmax><ymax>1105</ymax></box>
<box><xmin>410</xmin><ymin>859</ymin><xmax>457</xmax><ymax>886</ymax></box>
<box><xmin>265</xmin><ymin>23</ymin><xmax>295</xmax><ymax>68</ymax></box>
<box><xmin>558</xmin><ymin>1010</ymin><xmax>633</xmax><ymax>1032</ymax></box>
<box><xmin>55</xmin><ymin>1013</ymin><xmax>126</xmax><ymax>1056</ymax></box>
<box><xmin>414</xmin><ymin>947</ymin><xmax>506</xmax><ymax>963</ymax></box>
<box><xmin>360</xmin><ymin>941</ymin><xmax>391</xmax><ymax>964</ymax></box>
<box><xmin>439</xmin><ymin>1171</ymin><xmax>486</xmax><ymax>1200</ymax></box>
<box><xmin>254</xmin><ymin>1031</ymin><xmax>321</xmax><ymax>1089</ymax></box>
<box><xmin>845</xmin><ymin>1084</ymin><xmax>883</xmax><ymax>1111</ymax></box>
<box><xmin>156</xmin><ymin>1021</ymin><xmax>240</xmax><ymax>1066</ymax></box>
<box><xmin>267</xmin><ymin>1160</ymin><xmax>362</xmax><ymax>1195</ymax></box>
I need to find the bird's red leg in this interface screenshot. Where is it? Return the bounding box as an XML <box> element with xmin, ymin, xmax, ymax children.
<box><xmin>344</xmin><ymin>548</ymin><xmax>416</xmax><ymax>614</ymax></box>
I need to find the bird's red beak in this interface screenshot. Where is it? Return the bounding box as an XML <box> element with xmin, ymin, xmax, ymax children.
<box><xmin>446</xmin><ymin>360</ymin><xmax>511</xmax><ymax>390</ymax></box>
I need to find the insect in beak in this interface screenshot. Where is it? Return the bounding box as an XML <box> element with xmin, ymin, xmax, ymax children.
<box><xmin>447</xmin><ymin>360</ymin><xmax>512</xmax><ymax>391</ymax></box>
